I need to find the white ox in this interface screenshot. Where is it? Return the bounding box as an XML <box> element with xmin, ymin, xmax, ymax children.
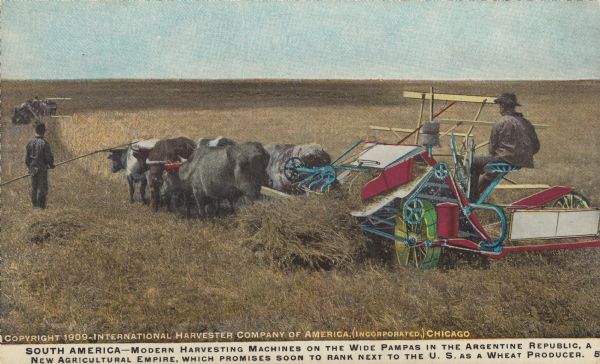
<box><xmin>108</xmin><ymin>139</ymin><xmax>159</xmax><ymax>204</ymax></box>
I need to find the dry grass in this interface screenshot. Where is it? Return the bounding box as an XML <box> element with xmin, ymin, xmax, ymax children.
<box><xmin>1</xmin><ymin>80</ymin><xmax>600</xmax><ymax>340</ymax></box>
<box><xmin>236</xmin><ymin>193</ymin><xmax>366</xmax><ymax>270</ymax></box>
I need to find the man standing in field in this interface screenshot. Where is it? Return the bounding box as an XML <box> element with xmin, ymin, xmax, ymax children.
<box><xmin>469</xmin><ymin>93</ymin><xmax>540</xmax><ymax>202</ymax></box>
<box><xmin>25</xmin><ymin>122</ymin><xmax>55</xmax><ymax>208</ymax></box>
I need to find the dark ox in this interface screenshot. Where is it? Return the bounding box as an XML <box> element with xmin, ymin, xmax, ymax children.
<box><xmin>179</xmin><ymin>142</ymin><xmax>270</xmax><ymax>216</ymax></box>
<box><xmin>264</xmin><ymin>143</ymin><xmax>332</xmax><ymax>193</ymax></box>
<box><xmin>138</xmin><ymin>137</ymin><xmax>196</xmax><ymax>211</ymax></box>
<box><xmin>196</xmin><ymin>136</ymin><xmax>236</xmax><ymax>149</ymax></box>
<box><xmin>162</xmin><ymin>136</ymin><xmax>237</xmax><ymax>215</ymax></box>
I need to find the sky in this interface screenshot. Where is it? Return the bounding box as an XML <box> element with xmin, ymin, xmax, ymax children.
<box><xmin>2</xmin><ymin>1</ymin><xmax>599</xmax><ymax>80</ymax></box>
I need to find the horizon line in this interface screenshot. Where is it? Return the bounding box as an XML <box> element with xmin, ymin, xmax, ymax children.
<box><xmin>3</xmin><ymin>78</ymin><xmax>600</xmax><ymax>82</ymax></box>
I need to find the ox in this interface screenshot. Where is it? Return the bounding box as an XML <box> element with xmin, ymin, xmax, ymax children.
<box><xmin>140</xmin><ymin>137</ymin><xmax>196</xmax><ymax>211</ymax></box>
<box><xmin>162</xmin><ymin>136</ymin><xmax>237</xmax><ymax>215</ymax></box>
<box><xmin>108</xmin><ymin>139</ymin><xmax>158</xmax><ymax>204</ymax></box>
<box><xmin>196</xmin><ymin>136</ymin><xmax>236</xmax><ymax>149</ymax></box>
<box><xmin>264</xmin><ymin>143</ymin><xmax>332</xmax><ymax>194</ymax></box>
<box><xmin>179</xmin><ymin>142</ymin><xmax>269</xmax><ymax>217</ymax></box>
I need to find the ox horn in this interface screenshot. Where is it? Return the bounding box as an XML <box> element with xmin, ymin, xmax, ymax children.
<box><xmin>145</xmin><ymin>159</ymin><xmax>169</xmax><ymax>165</ymax></box>
<box><xmin>178</xmin><ymin>155</ymin><xmax>188</xmax><ymax>163</ymax></box>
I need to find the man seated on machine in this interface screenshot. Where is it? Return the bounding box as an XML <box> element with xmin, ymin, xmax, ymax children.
<box><xmin>469</xmin><ymin>93</ymin><xmax>540</xmax><ymax>202</ymax></box>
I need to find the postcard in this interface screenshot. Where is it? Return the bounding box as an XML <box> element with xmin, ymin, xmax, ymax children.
<box><xmin>1</xmin><ymin>1</ymin><xmax>599</xmax><ymax>363</ymax></box>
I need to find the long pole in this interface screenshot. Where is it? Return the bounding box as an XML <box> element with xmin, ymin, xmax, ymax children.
<box><xmin>464</xmin><ymin>100</ymin><xmax>487</xmax><ymax>143</ymax></box>
<box><xmin>413</xmin><ymin>93</ymin><xmax>425</xmax><ymax>144</ymax></box>
<box><xmin>430</xmin><ymin>86</ymin><xmax>435</xmax><ymax>121</ymax></box>
<box><xmin>0</xmin><ymin>141</ymin><xmax>137</xmax><ymax>187</ymax></box>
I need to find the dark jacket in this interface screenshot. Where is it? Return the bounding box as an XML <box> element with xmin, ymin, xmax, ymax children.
<box><xmin>25</xmin><ymin>135</ymin><xmax>54</xmax><ymax>175</ymax></box>
<box><xmin>489</xmin><ymin>112</ymin><xmax>540</xmax><ymax>168</ymax></box>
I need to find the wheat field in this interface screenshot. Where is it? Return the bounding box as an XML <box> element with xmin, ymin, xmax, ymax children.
<box><xmin>1</xmin><ymin>80</ymin><xmax>599</xmax><ymax>340</ymax></box>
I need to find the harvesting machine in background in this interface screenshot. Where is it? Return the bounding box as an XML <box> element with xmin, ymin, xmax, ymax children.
<box><xmin>284</xmin><ymin>89</ymin><xmax>600</xmax><ymax>269</ymax></box>
<box><xmin>11</xmin><ymin>97</ymin><xmax>72</xmax><ymax>124</ymax></box>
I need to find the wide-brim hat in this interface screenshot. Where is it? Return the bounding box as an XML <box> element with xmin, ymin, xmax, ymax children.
<box><xmin>494</xmin><ymin>92</ymin><xmax>521</xmax><ymax>106</ymax></box>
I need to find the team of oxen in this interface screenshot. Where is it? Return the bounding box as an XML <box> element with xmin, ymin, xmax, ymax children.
<box><xmin>107</xmin><ymin>137</ymin><xmax>331</xmax><ymax>217</ymax></box>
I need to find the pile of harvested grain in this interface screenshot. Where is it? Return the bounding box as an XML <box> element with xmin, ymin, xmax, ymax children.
<box><xmin>236</xmin><ymin>192</ymin><xmax>367</xmax><ymax>270</ymax></box>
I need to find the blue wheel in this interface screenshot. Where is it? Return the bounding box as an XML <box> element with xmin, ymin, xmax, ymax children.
<box><xmin>403</xmin><ymin>199</ymin><xmax>425</xmax><ymax>226</ymax></box>
<box><xmin>434</xmin><ymin>163</ymin><xmax>449</xmax><ymax>179</ymax></box>
<box><xmin>283</xmin><ymin>157</ymin><xmax>305</xmax><ymax>182</ymax></box>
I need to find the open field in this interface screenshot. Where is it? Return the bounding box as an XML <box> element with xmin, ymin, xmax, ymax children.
<box><xmin>1</xmin><ymin>80</ymin><xmax>600</xmax><ymax>339</ymax></box>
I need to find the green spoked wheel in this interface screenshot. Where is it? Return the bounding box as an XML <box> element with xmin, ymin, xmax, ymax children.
<box><xmin>552</xmin><ymin>192</ymin><xmax>590</xmax><ymax>209</ymax></box>
<box><xmin>394</xmin><ymin>200</ymin><xmax>442</xmax><ymax>270</ymax></box>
